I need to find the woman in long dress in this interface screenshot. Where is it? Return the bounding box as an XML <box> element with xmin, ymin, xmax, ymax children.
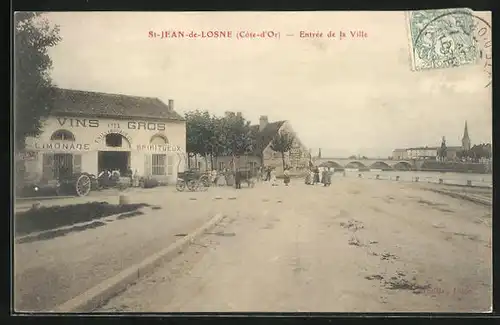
<box><xmin>313</xmin><ymin>167</ymin><xmax>320</xmax><ymax>184</ymax></box>
<box><xmin>324</xmin><ymin>167</ymin><xmax>333</xmax><ymax>186</ymax></box>
<box><xmin>321</xmin><ymin>168</ymin><xmax>328</xmax><ymax>186</ymax></box>
<box><xmin>305</xmin><ymin>169</ymin><xmax>312</xmax><ymax>184</ymax></box>
<box><xmin>270</xmin><ymin>168</ymin><xmax>278</xmax><ymax>186</ymax></box>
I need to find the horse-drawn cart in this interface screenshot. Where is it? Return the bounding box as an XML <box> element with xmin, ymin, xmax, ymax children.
<box><xmin>58</xmin><ymin>172</ymin><xmax>96</xmax><ymax>197</ymax></box>
<box><xmin>176</xmin><ymin>169</ymin><xmax>210</xmax><ymax>192</ymax></box>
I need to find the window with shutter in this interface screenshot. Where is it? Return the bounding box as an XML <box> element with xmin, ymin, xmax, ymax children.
<box><xmin>166</xmin><ymin>154</ymin><xmax>174</xmax><ymax>176</ymax></box>
<box><xmin>144</xmin><ymin>154</ymin><xmax>151</xmax><ymax>176</ymax></box>
<box><xmin>73</xmin><ymin>154</ymin><xmax>82</xmax><ymax>174</ymax></box>
<box><xmin>42</xmin><ymin>153</ymin><xmax>55</xmax><ymax>181</ymax></box>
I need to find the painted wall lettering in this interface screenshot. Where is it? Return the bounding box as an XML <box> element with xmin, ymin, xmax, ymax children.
<box><xmin>95</xmin><ymin>129</ymin><xmax>133</xmax><ymax>144</ymax></box>
<box><xmin>34</xmin><ymin>143</ymin><xmax>91</xmax><ymax>151</ymax></box>
<box><xmin>57</xmin><ymin>118</ymin><xmax>99</xmax><ymax>128</ymax></box>
<box><xmin>128</xmin><ymin>121</ymin><xmax>166</xmax><ymax>131</ymax></box>
<box><xmin>136</xmin><ymin>144</ymin><xmax>183</xmax><ymax>152</ymax></box>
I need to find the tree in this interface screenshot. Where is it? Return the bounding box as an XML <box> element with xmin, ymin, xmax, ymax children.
<box><xmin>361</xmin><ymin>156</ymin><xmax>368</xmax><ymax>160</ymax></box>
<box><xmin>348</xmin><ymin>155</ymin><xmax>357</xmax><ymax>159</ymax></box>
<box><xmin>437</xmin><ymin>136</ymin><xmax>447</xmax><ymax>162</ymax></box>
<box><xmin>14</xmin><ymin>13</ymin><xmax>61</xmax><ymax>151</ymax></box>
<box><xmin>185</xmin><ymin>110</ymin><xmax>213</xmax><ymax>168</ymax></box>
<box><xmin>221</xmin><ymin>112</ymin><xmax>254</xmax><ymax>171</ymax></box>
<box><xmin>270</xmin><ymin>131</ymin><xmax>295</xmax><ymax>172</ymax></box>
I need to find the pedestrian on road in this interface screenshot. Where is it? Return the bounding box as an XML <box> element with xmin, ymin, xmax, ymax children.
<box><xmin>323</xmin><ymin>167</ymin><xmax>332</xmax><ymax>186</ymax></box>
<box><xmin>265</xmin><ymin>167</ymin><xmax>271</xmax><ymax>182</ymax></box>
<box><xmin>234</xmin><ymin>169</ymin><xmax>242</xmax><ymax>189</ymax></box>
<box><xmin>270</xmin><ymin>168</ymin><xmax>278</xmax><ymax>186</ymax></box>
<box><xmin>313</xmin><ymin>166</ymin><xmax>320</xmax><ymax>184</ymax></box>
<box><xmin>283</xmin><ymin>167</ymin><xmax>291</xmax><ymax>186</ymax></box>
<box><xmin>210</xmin><ymin>169</ymin><xmax>217</xmax><ymax>186</ymax></box>
<box><xmin>321</xmin><ymin>168</ymin><xmax>328</xmax><ymax>186</ymax></box>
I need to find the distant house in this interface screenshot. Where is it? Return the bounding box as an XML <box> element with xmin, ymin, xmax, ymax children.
<box><xmin>392</xmin><ymin>148</ymin><xmax>408</xmax><ymax>160</ymax></box>
<box><xmin>217</xmin><ymin>116</ymin><xmax>310</xmax><ymax>174</ymax></box>
<box><xmin>406</xmin><ymin>147</ymin><xmax>439</xmax><ymax>160</ymax></box>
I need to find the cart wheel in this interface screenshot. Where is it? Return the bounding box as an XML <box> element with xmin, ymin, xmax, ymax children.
<box><xmin>187</xmin><ymin>180</ymin><xmax>197</xmax><ymax>191</ymax></box>
<box><xmin>75</xmin><ymin>174</ymin><xmax>92</xmax><ymax>197</ymax></box>
<box><xmin>200</xmin><ymin>176</ymin><xmax>210</xmax><ymax>188</ymax></box>
<box><xmin>176</xmin><ymin>180</ymin><xmax>186</xmax><ymax>192</ymax></box>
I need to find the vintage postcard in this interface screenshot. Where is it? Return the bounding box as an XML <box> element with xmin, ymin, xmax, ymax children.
<box><xmin>13</xmin><ymin>11</ymin><xmax>492</xmax><ymax>313</ymax></box>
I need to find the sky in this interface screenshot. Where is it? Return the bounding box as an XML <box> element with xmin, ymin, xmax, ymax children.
<box><xmin>43</xmin><ymin>11</ymin><xmax>492</xmax><ymax>158</ymax></box>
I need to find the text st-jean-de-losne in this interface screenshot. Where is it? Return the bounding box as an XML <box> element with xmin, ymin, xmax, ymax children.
<box><xmin>148</xmin><ymin>30</ymin><xmax>368</xmax><ymax>40</ymax></box>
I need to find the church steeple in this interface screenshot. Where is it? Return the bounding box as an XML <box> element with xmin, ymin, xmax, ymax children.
<box><xmin>461</xmin><ymin>121</ymin><xmax>471</xmax><ymax>151</ymax></box>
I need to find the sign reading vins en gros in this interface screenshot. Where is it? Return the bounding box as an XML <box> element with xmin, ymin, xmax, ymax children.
<box><xmin>56</xmin><ymin>118</ymin><xmax>166</xmax><ymax>131</ymax></box>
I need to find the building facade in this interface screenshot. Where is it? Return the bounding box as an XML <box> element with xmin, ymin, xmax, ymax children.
<box><xmin>20</xmin><ymin>88</ymin><xmax>186</xmax><ymax>185</ymax></box>
<box><xmin>392</xmin><ymin>148</ymin><xmax>408</xmax><ymax>160</ymax></box>
<box><xmin>392</xmin><ymin>120</ymin><xmax>473</xmax><ymax>162</ymax></box>
<box><xmin>216</xmin><ymin>116</ymin><xmax>310</xmax><ymax>174</ymax></box>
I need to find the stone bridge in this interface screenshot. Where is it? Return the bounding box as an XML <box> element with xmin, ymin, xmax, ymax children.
<box><xmin>313</xmin><ymin>157</ymin><xmax>416</xmax><ymax>170</ymax></box>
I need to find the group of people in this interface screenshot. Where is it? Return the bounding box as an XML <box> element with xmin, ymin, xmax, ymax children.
<box><xmin>305</xmin><ymin>166</ymin><xmax>333</xmax><ymax>186</ymax></box>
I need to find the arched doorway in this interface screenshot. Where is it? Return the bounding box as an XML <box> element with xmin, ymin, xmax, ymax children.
<box><xmin>44</xmin><ymin>129</ymin><xmax>79</xmax><ymax>181</ymax></box>
<box><xmin>98</xmin><ymin>133</ymin><xmax>132</xmax><ymax>175</ymax></box>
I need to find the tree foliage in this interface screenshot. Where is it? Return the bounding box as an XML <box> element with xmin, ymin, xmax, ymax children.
<box><xmin>185</xmin><ymin>110</ymin><xmax>254</xmax><ymax>170</ymax></box>
<box><xmin>437</xmin><ymin>137</ymin><xmax>447</xmax><ymax>161</ymax></box>
<box><xmin>270</xmin><ymin>131</ymin><xmax>295</xmax><ymax>171</ymax></box>
<box><xmin>457</xmin><ymin>143</ymin><xmax>491</xmax><ymax>162</ymax></box>
<box><xmin>14</xmin><ymin>12</ymin><xmax>61</xmax><ymax>150</ymax></box>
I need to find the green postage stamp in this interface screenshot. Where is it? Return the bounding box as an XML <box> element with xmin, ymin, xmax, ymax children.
<box><xmin>406</xmin><ymin>8</ymin><xmax>481</xmax><ymax>71</ymax></box>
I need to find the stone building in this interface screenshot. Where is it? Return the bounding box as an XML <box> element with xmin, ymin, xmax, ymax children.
<box><xmin>19</xmin><ymin>88</ymin><xmax>186</xmax><ymax>185</ymax></box>
<box><xmin>217</xmin><ymin>116</ymin><xmax>310</xmax><ymax>174</ymax></box>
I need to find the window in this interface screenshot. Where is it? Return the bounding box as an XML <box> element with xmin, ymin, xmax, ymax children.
<box><xmin>150</xmin><ymin>134</ymin><xmax>169</xmax><ymax>145</ymax></box>
<box><xmin>105</xmin><ymin>134</ymin><xmax>123</xmax><ymax>147</ymax></box>
<box><xmin>219</xmin><ymin>162</ymin><xmax>225</xmax><ymax>171</ymax></box>
<box><xmin>197</xmin><ymin>161</ymin><xmax>202</xmax><ymax>169</ymax></box>
<box><xmin>51</xmin><ymin>129</ymin><xmax>75</xmax><ymax>141</ymax></box>
<box><xmin>152</xmin><ymin>154</ymin><xmax>166</xmax><ymax>176</ymax></box>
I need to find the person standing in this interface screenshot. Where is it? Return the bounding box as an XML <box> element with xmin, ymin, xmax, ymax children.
<box><xmin>325</xmin><ymin>167</ymin><xmax>333</xmax><ymax>186</ymax></box>
<box><xmin>234</xmin><ymin>168</ymin><xmax>242</xmax><ymax>189</ymax></box>
<box><xmin>321</xmin><ymin>168</ymin><xmax>328</xmax><ymax>186</ymax></box>
<box><xmin>283</xmin><ymin>167</ymin><xmax>291</xmax><ymax>186</ymax></box>
<box><xmin>313</xmin><ymin>166</ymin><xmax>320</xmax><ymax>184</ymax></box>
<box><xmin>270</xmin><ymin>167</ymin><xmax>278</xmax><ymax>186</ymax></box>
<box><xmin>265</xmin><ymin>166</ymin><xmax>271</xmax><ymax>182</ymax></box>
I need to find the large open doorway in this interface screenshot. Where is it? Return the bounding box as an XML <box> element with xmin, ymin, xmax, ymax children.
<box><xmin>98</xmin><ymin>151</ymin><xmax>130</xmax><ymax>175</ymax></box>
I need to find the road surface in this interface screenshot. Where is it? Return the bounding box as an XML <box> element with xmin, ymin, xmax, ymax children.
<box><xmin>97</xmin><ymin>178</ymin><xmax>492</xmax><ymax>312</ymax></box>
<box><xmin>14</xmin><ymin>187</ymin><xmax>224</xmax><ymax>311</ymax></box>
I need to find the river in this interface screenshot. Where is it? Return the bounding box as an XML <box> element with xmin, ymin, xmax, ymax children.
<box><xmin>335</xmin><ymin>169</ymin><xmax>492</xmax><ymax>188</ymax></box>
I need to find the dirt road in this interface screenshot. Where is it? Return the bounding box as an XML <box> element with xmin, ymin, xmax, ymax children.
<box><xmin>99</xmin><ymin>178</ymin><xmax>492</xmax><ymax>312</ymax></box>
<box><xmin>14</xmin><ymin>187</ymin><xmax>229</xmax><ymax>312</ymax></box>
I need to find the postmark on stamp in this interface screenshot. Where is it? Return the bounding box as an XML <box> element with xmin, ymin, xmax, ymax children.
<box><xmin>406</xmin><ymin>8</ymin><xmax>492</xmax><ymax>87</ymax></box>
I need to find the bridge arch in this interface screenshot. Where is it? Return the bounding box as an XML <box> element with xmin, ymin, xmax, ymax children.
<box><xmin>318</xmin><ymin>161</ymin><xmax>344</xmax><ymax>169</ymax></box>
<box><xmin>392</xmin><ymin>161</ymin><xmax>412</xmax><ymax>170</ymax></box>
<box><xmin>345</xmin><ymin>161</ymin><xmax>367</xmax><ymax>168</ymax></box>
<box><xmin>370</xmin><ymin>161</ymin><xmax>392</xmax><ymax>170</ymax></box>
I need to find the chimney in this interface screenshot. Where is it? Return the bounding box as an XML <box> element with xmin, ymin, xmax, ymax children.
<box><xmin>236</xmin><ymin>112</ymin><xmax>242</xmax><ymax>118</ymax></box>
<box><xmin>168</xmin><ymin>99</ymin><xmax>174</xmax><ymax>110</ymax></box>
<box><xmin>259</xmin><ymin>115</ymin><xmax>268</xmax><ymax>131</ymax></box>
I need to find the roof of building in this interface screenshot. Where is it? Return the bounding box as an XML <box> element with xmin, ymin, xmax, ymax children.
<box><xmin>407</xmin><ymin>146</ymin><xmax>439</xmax><ymax>150</ymax></box>
<box><xmin>249</xmin><ymin>120</ymin><xmax>286</xmax><ymax>155</ymax></box>
<box><xmin>49</xmin><ymin>88</ymin><xmax>184</xmax><ymax>121</ymax></box>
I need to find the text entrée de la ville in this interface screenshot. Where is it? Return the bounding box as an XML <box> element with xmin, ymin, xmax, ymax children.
<box><xmin>148</xmin><ymin>30</ymin><xmax>368</xmax><ymax>40</ymax></box>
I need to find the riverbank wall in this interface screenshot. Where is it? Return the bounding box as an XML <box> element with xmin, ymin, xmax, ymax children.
<box><xmin>417</xmin><ymin>161</ymin><xmax>490</xmax><ymax>174</ymax></box>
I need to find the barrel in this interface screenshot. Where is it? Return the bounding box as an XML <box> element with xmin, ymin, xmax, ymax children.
<box><xmin>119</xmin><ymin>195</ymin><xmax>130</xmax><ymax>205</ymax></box>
